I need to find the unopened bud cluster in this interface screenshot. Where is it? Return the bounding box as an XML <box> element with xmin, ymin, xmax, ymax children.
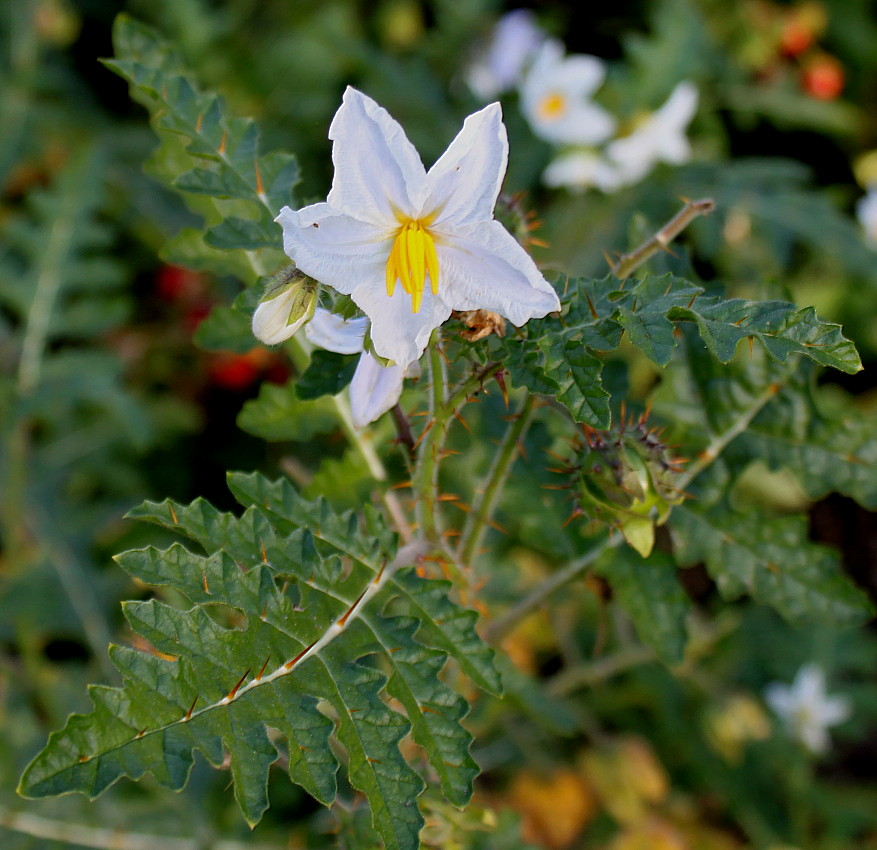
<box><xmin>563</xmin><ymin>415</ymin><xmax>686</xmax><ymax>557</ymax></box>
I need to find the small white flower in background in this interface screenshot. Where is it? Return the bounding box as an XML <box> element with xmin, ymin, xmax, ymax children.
<box><xmin>764</xmin><ymin>664</ymin><xmax>852</xmax><ymax>755</ymax></box>
<box><xmin>276</xmin><ymin>87</ymin><xmax>560</xmax><ymax>369</ymax></box>
<box><xmin>519</xmin><ymin>39</ymin><xmax>615</xmax><ymax>146</ymax></box>
<box><xmin>466</xmin><ymin>9</ymin><xmax>547</xmax><ymax>100</ymax></box>
<box><xmin>856</xmin><ymin>186</ymin><xmax>877</xmax><ymax>245</ymax></box>
<box><xmin>251</xmin><ymin>268</ymin><xmax>319</xmax><ymax>345</ymax></box>
<box><xmin>542</xmin><ymin>149</ymin><xmax>623</xmax><ymax>193</ymax></box>
<box><xmin>606</xmin><ymin>81</ymin><xmax>698</xmax><ymax>187</ymax></box>
<box><xmin>305</xmin><ymin>308</ymin><xmax>417</xmax><ymax>429</ymax></box>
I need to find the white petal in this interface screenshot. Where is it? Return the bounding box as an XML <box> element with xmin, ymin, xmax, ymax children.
<box><xmin>349</xmin><ymin>352</ymin><xmax>407</xmax><ymax>428</ymax></box>
<box><xmin>543</xmin><ymin>150</ymin><xmax>623</xmax><ymax>193</ymax></box>
<box><xmin>658</xmin><ymin>81</ymin><xmax>699</xmax><ymax>132</ymax></box>
<box><xmin>541</xmin><ymin>101</ymin><xmax>616</xmax><ymax>146</ymax></box>
<box><xmin>606</xmin><ymin>130</ymin><xmax>658</xmax><ymax>185</ymax></box>
<box><xmin>799</xmin><ymin>722</ymin><xmax>829</xmax><ymax>755</ymax></box>
<box><xmin>326</xmin><ymin>87</ymin><xmax>426</xmax><ymax>226</ymax></box>
<box><xmin>422</xmin><ymin>103</ymin><xmax>508</xmax><ymax>228</ymax></box>
<box><xmin>350</xmin><ymin>279</ymin><xmax>452</xmax><ymax>369</ymax></box>
<box><xmin>559</xmin><ymin>54</ymin><xmax>607</xmax><ymax>98</ymax></box>
<box><xmin>764</xmin><ymin>683</ymin><xmax>794</xmax><ymax>720</ymax></box>
<box><xmin>856</xmin><ymin>189</ymin><xmax>877</xmax><ymax>243</ymax></box>
<box><xmin>251</xmin><ymin>287</ymin><xmax>310</xmax><ymax>345</ymax></box>
<box><xmin>820</xmin><ymin>695</ymin><xmax>852</xmax><ymax>727</ymax></box>
<box><xmin>276</xmin><ymin>203</ymin><xmax>390</xmax><ymax>296</ymax></box>
<box><xmin>305</xmin><ymin>307</ymin><xmax>367</xmax><ymax>354</ymax></box>
<box><xmin>794</xmin><ymin>664</ymin><xmax>826</xmax><ymax>704</ymax></box>
<box><xmin>436</xmin><ymin>219</ymin><xmax>560</xmax><ymax>325</ymax></box>
<box><xmin>466</xmin><ymin>10</ymin><xmax>546</xmax><ymax>99</ymax></box>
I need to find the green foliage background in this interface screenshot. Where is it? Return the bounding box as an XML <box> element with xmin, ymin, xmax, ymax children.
<box><xmin>1</xmin><ymin>1</ymin><xmax>876</xmax><ymax>849</ymax></box>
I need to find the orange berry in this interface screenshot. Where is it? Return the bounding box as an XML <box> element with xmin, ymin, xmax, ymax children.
<box><xmin>801</xmin><ymin>55</ymin><xmax>845</xmax><ymax>100</ymax></box>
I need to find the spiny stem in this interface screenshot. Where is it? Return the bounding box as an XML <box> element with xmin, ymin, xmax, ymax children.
<box><xmin>414</xmin><ymin>336</ymin><xmax>450</xmax><ymax>544</ymax></box>
<box><xmin>487</xmin><ymin>373</ymin><xmax>781</xmax><ymax>643</ymax></box>
<box><xmin>0</xmin><ymin>806</ymin><xmax>282</xmax><ymax>850</ymax></box>
<box><xmin>611</xmin><ymin>197</ymin><xmax>715</xmax><ymax>280</ymax></box>
<box><xmin>458</xmin><ymin>393</ymin><xmax>535</xmax><ymax>567</ymax></box>
<box><xmin>485</xmin><ymin>535</ymin><xmax>613</xmax><ymax>643</ymax></box>
<box><xmin>675</xmin><ymin>380</ymin><xmax>783</xmax><ymax>491</ymax></box>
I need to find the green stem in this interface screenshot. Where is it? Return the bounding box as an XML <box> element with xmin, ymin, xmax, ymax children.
<box><xmin>611</xmin><ymin>197</ymin><xmax>715</xmax><ymax>280</ymax></box>
<box><xmin>414</xmin><ymin>338</ymin><xmax>449</xmax><ymax>544</ymax></box>
<box><xmin>488</xmin><ymin>365</ymin><xmax>786</xmax><ymax>643</ymax></box>
<box><xmin>458</xmin><ymin>393</ymin><xmax>535</xmax><ymax>567</ymax></box>
<box><xmin>485</xmin><ymin>535</ymin><xmax>613</xmax><ymax>643</ymax></box>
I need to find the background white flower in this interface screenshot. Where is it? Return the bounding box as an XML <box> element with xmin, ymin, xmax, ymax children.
<box><xmin>519</xmin><ymin>39</ymin><xmax>615</xmax><ymax>146</ymax></box>
<box><xmin>765</xmin><ymin>663</ymin><xmax>852</xmax><ymax>755</ymax></box>
<box><xmin>276</xmin><ymin>87</ymin><xmax>559</xmax><ymax>369</ymax></box>
<box><xmin>856</xmin><ymin>186</ymin><xmax>877</xmax><ymax>245</ymax></box>
<box><xmin>606</xmin><ymin>81</ymin><xmax>698</xmax><ymax>187</ymax></box>
<box><xmin>306</xmin><ymin>308</ymin><xmax>413</xmax><ymax>429</ymax></box>
<box><xmin>543</xmin><ymin>149</ymin><xmax>623</xmax><ymax>193</ymax></box>
<box><xmin>465</xmin><ymin>9</ymin><xmax>546</xmax><ymax>100</ymax></box>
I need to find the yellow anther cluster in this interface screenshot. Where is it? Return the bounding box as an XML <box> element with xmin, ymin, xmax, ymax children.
<box><xmin>385</xmin><ymin>219</ymin><xmax>439</xmax><ymax>313</ymax></box>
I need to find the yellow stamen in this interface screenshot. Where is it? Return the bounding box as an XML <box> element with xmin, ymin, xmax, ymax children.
<box><xmin>538</xmin><ymin>92</ymin><xmax>567</xmax><ymax>121</ymax></box>
<box><xmin>385</xmin><ymin>219</ymin><xmax>439</xmax><ymax>313</ymax></box>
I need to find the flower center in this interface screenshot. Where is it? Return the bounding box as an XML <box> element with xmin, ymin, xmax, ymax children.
<box><xmin>537</xmin><ymin>92</ymin><xmax>567</xmax><ymax>121</ymax></box>
<box><xmin>385</xmin><ymin>219</ymin><xmax>439</xmax><ymax>314</ymax></box>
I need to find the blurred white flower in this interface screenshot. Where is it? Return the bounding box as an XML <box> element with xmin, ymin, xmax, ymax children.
<box><xmin>306</xmin><ymin>308</ymin><xmax>416</xmax><ymax>429</ymax></box>
<box><xmin>606</xmin><ymin>81</ymin><xmax>698</xmax><ymax>187</ymax></box>
<box><xmin>764</xmin><ymin>664</ymin><xmax>851</xmax><ymax>755</ymax></box>
<box><xmin>276</xmin><ymin>87</ymin><xmax>559</xmax><ymax>369</ymax></box>
<box><xmin>519</xmin><ymin>39</ymin><xmax>615</xmax><ymax>146</ymax></box>
<box><xmin>856</xmin><ymin>186</ymin><xmax>877</xmax><ymax>245</ymax></box>
<box><xmin>543</xmin><ymin>149</ymin><xmax>623</xmax><ymax>193</ymax></box>
<box><xmin>251</xmin><ymin>270</ymin><xmax>318</xmax><ymax>345</ymax></box>
<box><xmin>466</xmin><ymin>9</ymin><xmax>546</xmax><ymax>100</ymax></box>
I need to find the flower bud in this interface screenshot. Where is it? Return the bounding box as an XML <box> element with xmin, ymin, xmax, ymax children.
<box><xmin>565</xmin><ymin>416</ymin><xmax>686</xmax><ymax>557</ymax></box>
<box><xmin>251</xmin><ymin>267</ymin><xmax>319</xmax><ymax>345</ymax></box>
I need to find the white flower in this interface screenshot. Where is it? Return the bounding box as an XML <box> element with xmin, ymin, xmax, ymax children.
<box><xmin>765</xmin><ymin>664</ymin><xmax>852</xmax><ymax>755</ymax></box>
<box><xmin>466</xmin><ymin>10</ymin><xmax>547</xmax><ymax>100</ymax></box>
<box><xmin>543</xmin><ymin>149</ymin><xmax>623</xmax><ymax>193</ymax></box>
<box><xmin>306</xmin><ymin>307</ymin><xmax>415</xmax><ymax>429</ymax></box>
<box><xmin>606</xmin><ymin>81</ymin><xmax>698</xmax><ymax>187</ymax></box>
<box><xmin>276</xmin><ymin>87</ymin><xmax>560</xmax><ymax>369</ymax></box>
<box><xmin>856</xmin><ymin>186</ymin><xmax>877</xmax><ymax>245</ymax></box>
<box><xmin>251</xmin><ymin>272</ymin><xmax>318</xmax><ymax>345</ymax></box>
<box><xmin>519</xmin><ymin>39</ymin><xmax>615</xmax><ymax>146</ymax></box>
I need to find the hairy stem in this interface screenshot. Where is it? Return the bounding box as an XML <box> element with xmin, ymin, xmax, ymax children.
<box><xmin>458</xmin><ymin>393</ymin><xmax>535</xmax><ymax>567</ymax></box>
<box><xmin>611</xmin><ymin>197</ymin><xmax>715</xmax><ymax>280</ymax></box>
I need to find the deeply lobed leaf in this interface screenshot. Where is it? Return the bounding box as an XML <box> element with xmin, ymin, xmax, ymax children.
<box><xmin>20</xmin><ymin>475</ymin><xmax>501</xmax><ymax>850</ymax></box>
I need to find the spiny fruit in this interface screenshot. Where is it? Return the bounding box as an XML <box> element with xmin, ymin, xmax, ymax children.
<box><xmin>557</xmin><ymin>411</ymin><xmax>687</xmax><ymax>557</ymax></box>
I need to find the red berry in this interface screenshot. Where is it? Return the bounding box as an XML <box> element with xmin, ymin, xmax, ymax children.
<box><xmin>780</xmin><ymin>19</ymin><xmax>814</xmax><ymax>57</ymax></box>
<box><xmin>801</xmin><ymin>56</ymin><xmax>844</xmax><ymax>100</ymax></box>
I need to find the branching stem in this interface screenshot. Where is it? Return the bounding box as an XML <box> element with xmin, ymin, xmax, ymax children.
<box><xmin>611</xmin><ymin>197</ymin><xmax>715</xmax><ymax>280</ymax></box>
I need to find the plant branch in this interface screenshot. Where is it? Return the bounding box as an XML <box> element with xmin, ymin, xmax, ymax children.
<box><xmin>611</xmin><ymin>197</ymin><xmax>715</xmax><ymax>280</ymax></box>
<box><xmin>0</xmin><ymin>806</ymin><xmax>282</xmax><ymax>850</ymax></box>
<box><xmin>485</xmin><ymin>535</ymin><xmax>613</xmax><ymax>643</ymax></box>
<box><xmin>458</xmin><ymin>393</ymin><xmax>535</xmax><ymax>567</ymax></box>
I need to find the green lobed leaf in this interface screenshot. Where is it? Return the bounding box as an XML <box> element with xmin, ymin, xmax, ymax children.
<box><xmin>20</xmin><ymin>474</ymin><xmax>501</xmax><ymax>849</ymax></box>
<box><xmin>237</xmin><ymin>379</ymin><xmax>339</xmax><ymax>442</ymax></box>
<box><xmin>103</xmin><ymin>16</ymin><xmax>295</xmax><ymax>275</ymax></box>
<box><xmin>670</xmin><ymin>503</ymin><xmax>873</xmax><ymax>626</ymax></box>
<box><xmin>595</xmin><ymin>547</ymin><xmax>691</xmax><ymax>665</ymax></box>
<box><xmin>296</xmin><ymin>350</ymin><xmax>359</xmax><ymax>400</ymax></box>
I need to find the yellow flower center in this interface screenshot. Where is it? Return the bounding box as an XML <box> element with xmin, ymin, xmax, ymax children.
<box><xmin>537</xmin><ymin>92</ymin><xmax>567</xmax><ymax>121</ymax></box>
<box><xmin>385</xmin><ymin>218</ymin><xmax>439</xmax><ymax>314</ymax></box>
